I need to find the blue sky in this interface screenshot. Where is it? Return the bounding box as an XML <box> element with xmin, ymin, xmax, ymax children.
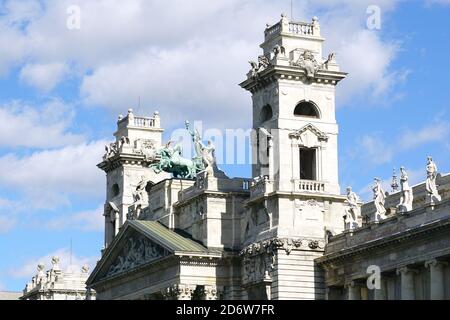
<box><xmin>0</xmin><ymin>0</ymin><xmax>449</xmax><ymax>292</ymax></box>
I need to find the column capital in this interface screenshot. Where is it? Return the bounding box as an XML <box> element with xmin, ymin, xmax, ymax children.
<box><xmin>204</xmin><ymin>285</ymin><xmax>223</xmax><ymax>300</ymax></box>
<box><xmin>161</xmin><ymin>284</ymin><xmax>196</xmax><ymax>300</ymax></box>
<box><xmin>345</xmin><ymin>280</ymin><xmax>361</xmax><ymax>288</ymax></box>
<box><xmin>425</xmin><ymin>259</ymin><xmax>448</xmax><ymax>269</ymax></box>
<box><xmin>396</xmin><ymin>266</ymin><xmax>419</xmax><ymax>276</ymax></box>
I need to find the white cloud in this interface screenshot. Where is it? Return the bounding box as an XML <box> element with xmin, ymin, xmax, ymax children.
<box><xmin>0</xmin><ymin>0</ymin><xmax>406</xmax><ymax>127</ymax></box>
<box><xmin>9</xmin><ymin>247</ymin><xmax>99</xmax><ymax>279</ymax></box>
<box><xmin>80</xmin><ymin>40</ymin><xmax>255</xmax><ymax>128</ymax></box>
<box><xmin>46</xmin><ymin>205</ymin><xmax>104</xmax><ymax>232</ymax></box>
<box><xmin>0</xmin><ymin>215</ymin><xmax>16</xmax><ymax>234</ymax></box>
<box><xmin>0</xmin><ymin>99</ymin><xmax>85</xmax><ymax>148</ymax></box>
<box><xmin>356</xmin><ymin>120</ymin><xmax>450</xmax><ymax>165</ymax></box>
<box><xmin>397</xmin><ymin>121</ymin><xmax>450</xmax><ymax>151</ymax></box>
<box><xmin>19</xmin><ymin>62</ymin><xmax>69</xmax><ymax>92</ymax></box>
<box><xmin>357</xmin><ymin>133</ymin><xmax>395</xmax><ymax>164</ymax></box>
<box><xmin>0</xmin><ymin>140</ymin><xmax>106</xmax><ymax>210</ymax></box>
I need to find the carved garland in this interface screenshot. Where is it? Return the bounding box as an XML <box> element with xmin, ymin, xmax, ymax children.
<box><xmin>241</xmin><ymin>237</ymin><xmax>326</xmax><ymax>256</ymax></box>
<box><xmin>239</xmin><ymin>237</ymin><xmax>326</xmax><ymax>285</ymax></box>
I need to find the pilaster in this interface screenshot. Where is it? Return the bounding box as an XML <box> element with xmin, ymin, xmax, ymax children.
<box><xmin>425</xmin><ymin>259</ymin><xmax>447</xmax><ymax>300</ymax></box>
<box><xmin>396</xmin><ymin>267</ymin><xmax>418</xmax><ymax>300</ymax></box>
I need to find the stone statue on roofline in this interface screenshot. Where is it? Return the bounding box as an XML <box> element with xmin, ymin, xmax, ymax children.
<box><xmin>150</xmin><ymin>140</ymin><xmax>199</xmax><ymax>179</ymax></box>
<box><xmin>149</xmin><ymin>121</ymin><xmax>227</xmax><ymax>180</ymax></box>
<box><xmin>373</xmin><ymin>177</ymin><xmax>387</xmax><ymax>222</ymax></box>
<box><xmin>129</xmin><ymin>175</ymin><xmax>148</xmax><ymax>219</ymax></box>
<box><xmin>185</xmin><ymin>121</ymin><xmax>227</xmax><ymax>179</ymax></box>
<box><xmin>397</xmin><ymin>166</ymin><xmax>413</xmax><ymax>213</ymax></box>
<box><xmin>51</xmin><ymin>256</ymin><xmax>61</xmax><ymax>270</ymax></box>
<box><xmin>344</xmin><ymin>186</ymin><xmax>361</xmax><ymax>230</ymax></box>
<box><xmin>426</xmin><ymin>156</ymin><xmax>441</xmax><ymax>204</ymax></box>
<box><xmin>249</xmin><ymin>55</ymin><xmax>271</xmax><ymax>78</ymax></box>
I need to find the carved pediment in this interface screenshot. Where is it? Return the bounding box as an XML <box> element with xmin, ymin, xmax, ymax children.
<box><xmin>289</xmin><ymin>124</ymin><xmax>328</xmax><ymax>143</ymax></box>
<box><xmin>88</xmin><ymin>220</ymin><xmax>211</xmax><ymax>286</ymax></box>
<box><xmin>106</xmin><ymin>232</ymin><xmax>169</xmax><ymax>278</ymax></box>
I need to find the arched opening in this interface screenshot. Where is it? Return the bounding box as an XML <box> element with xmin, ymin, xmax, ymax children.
<box><xmin>111</xmin><ymin>183</ymin><xmax>120</xmax><ymax>197</ymax></box>
<box><xmin>294</xmin><ymin>101</ymin><xmax>320</xmax><ymax>118</ymax></box>
<box><xmin>260</xmin><ymin>104</ymin><xmax>273</xmax><ymax>123</ymax></box>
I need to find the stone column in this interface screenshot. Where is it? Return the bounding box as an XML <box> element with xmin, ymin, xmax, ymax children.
<box><xmin>346</xmin><ymin>281</ymin><xmax>361</xmax><ymax>300</ymax></box>
<box><xmin>374</xmin><ymin>278</ymin><xmax>388</xmax><ymax>300</ymax></box>
<box><xmin>425</xmin><ymin>259</ymin><xmax>447</xmax><ymax>300</ymax></box>
<box><xmin>103</xmin><ymin>211</ymin><xmax>110</xmax><ymax>248</ymax></box>
<box><xmin>397</xmin><ymin>267</ymin><xmax>418</xmax><ymax>300</ymax></box>
<box><xmin>291</xmin><ymin>142</ymin><xmax>300</xmax><ymax>185</ymax></box>
<box><xmin>114</xmin><ymin>211</ymin><xmax>120</xmax><ymax>236</ymax></box>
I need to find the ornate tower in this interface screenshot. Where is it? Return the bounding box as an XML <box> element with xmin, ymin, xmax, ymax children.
<box><xmin>240</xmin><ymin>15</ymin><xmax>348</xmax><ymax>300</ymax></box>
<box><xmin>98</xmin><ymin>109</ymin><xmax>169</xmax><ymax>249</ymax></box>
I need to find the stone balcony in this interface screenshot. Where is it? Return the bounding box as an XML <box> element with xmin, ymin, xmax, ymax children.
<box><xmin>293</xmin><ymin>179</ymin><xmax>326</xmax><ymax>193</ymax></box>
<box><xmin>264</xmin><ymin>15</ymin><xmax>321</xmax><ymax>40</ymax></box>
<box><xmin>117</xmin><ymin>109</ymin><xmax>161</xmax><ymax>130</ymax></box>
<box><xmin>249</xmin><ymin>178</ymin><xmax>328</xmax><ymax>200</ymax></box>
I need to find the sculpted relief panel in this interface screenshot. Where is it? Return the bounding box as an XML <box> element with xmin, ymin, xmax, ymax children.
<box><xmin>240</xmin><ymin>237</ymin><xmax>325</xmax><ymax>285</ymax></box>
<box><xmin>106</xmin><ymin>233</ymin><xmax>169</xmax><ymax>278</ymax></box>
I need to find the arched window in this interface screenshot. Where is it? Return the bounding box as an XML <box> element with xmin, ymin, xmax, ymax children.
<box><xmin>111</xmin><ymin>183</ymin><xmax>120</xmax><ymax>197</ymax></box>
<box><xmin>294</xmin><ymin>101</ymin><xmax>320</xmax><ymax>118</ymax></box>
<box><xmin>260</xmin><ymin>104</ymin><xmax>273</xmax><ymax>123</ymax></box>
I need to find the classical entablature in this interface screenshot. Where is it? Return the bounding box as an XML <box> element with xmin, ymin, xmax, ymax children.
<box><xmin>87</xmin><ymin>220</ymin><xmax>221</xmax><ymax>287</ymax></box>
<box><xmin>240</xmin><ymin>65</ymin><xmax>347</xmax><ymax>94</ymax></box>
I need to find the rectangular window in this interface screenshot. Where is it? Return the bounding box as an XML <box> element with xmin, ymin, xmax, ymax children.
<box><xmin>300</xmin><ymin>148</ymin><xmax>317</xmax><ymax>180</ymax></box>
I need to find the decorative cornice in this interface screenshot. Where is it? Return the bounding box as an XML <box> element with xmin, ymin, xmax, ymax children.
<box><xmin>97</xmin><ymin>153</ymin><xmax>152</xmax><ymax>172</ymax></box>
<box><xmin>240</xmin><ymin>237</ymin><xmax>325</xmax><ymax>256</ymax></box>
<box><xmin>240</xmin><ymin>65</ymin><xmax>347</xmax><ymax>93</ymax></box>
<box><xmin>317</xmin><ymin>216</ymin><xmax>450</xmax><ymax>265</ymax></box>
<box><xmin>289</xmin><ymin>123</ymin><xmax>329</xmax><ymax>142</ymax></box>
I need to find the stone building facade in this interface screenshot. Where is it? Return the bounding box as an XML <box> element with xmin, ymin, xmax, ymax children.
<box><xmin>86</xmin><ymin>15</ymin><xmax>449</xmax><ymax>300</ymax></box>
<box><xmin>21</xmin><ymin>256</ymin><xmax>94</xmax><ymax>300</ymax></box>
<box><xmin>317</xmin><ymin>174</ymin><xmax>450</xmax><ymax>300</ymax></box>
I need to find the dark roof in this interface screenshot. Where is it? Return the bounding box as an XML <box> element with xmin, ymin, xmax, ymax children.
<box><xmin>129</xmin><ymin>220</ymin><xmax>211</xmax><ymax>254</ymax></box>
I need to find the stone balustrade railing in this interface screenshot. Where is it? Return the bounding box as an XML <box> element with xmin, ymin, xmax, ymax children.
<box><xmin>117</xmin><ymin>110</ymin><xmax>160</xmax><ymax>129</ymax></box>
<box><xmin>265</xmin><ymin>23</ymin><xmax>281</xmax><ymax>37</ymax></box>
<box><xmin>132</xmin><ymin>116</ymin><xmax>155</xmax><ymax>128</ymax></box>
<box><xmin>265</xmin><ymin>16</ymin><xmax>320</xmax><ymax>39</ymax></box>
<box><xmin>294</xmin><ymin>179</ymin><xmax>326</xmax><ymax>193</ymax></box>
<box><xmin>288</xmin><ymin>22</ymin><xmax>314</xmax><ymax>36</ymax></box>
